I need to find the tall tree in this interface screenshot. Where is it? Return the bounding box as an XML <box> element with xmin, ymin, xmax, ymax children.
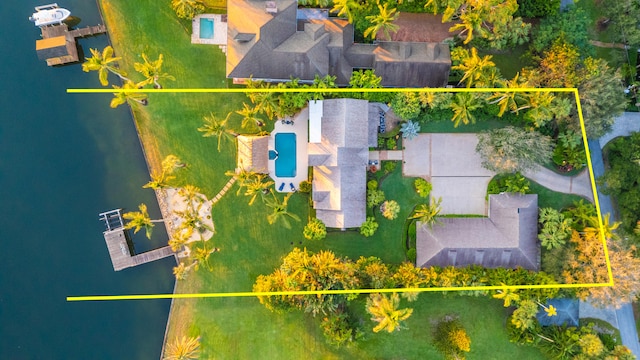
<box><xmin>243</xmin><ymin>174</ymin><xmax>274</xmax><ymax>205</ymax></box>
<box><xmin>451</xmin><ymin>47</ymin><xmax>497</xmax><ymax>88</ymax></box>
<box><xmin>476</xmin><ymin>126</ymin><xmax>554</xmax><ymax>173</ymax></box>
<box><xmin>110</xmin><ymin>80</ymin><xmax>149</xmax><ymax>108</ymax></box>
<box><xmin>123</xmin><ymin>203</ymin><xmax>163</xmax><ymax>239</ymax></box>
<box><xmin>236</xmin><ymin>103</ymin><xmax>264</xmax><ymax>130</ymax></box>
<box><xmin>364</xmin><ymin>2</ymin><xmax>400</xmax><ymax>41</ymax></box>
<box><xmin>366</xmin><ymin>293</ymin><xmax>413</xmax><ymax>333</ymax></box>
<box><xmin>82</xmin><ymin>46</ymin><xmax>128</xmax><ymax>86</ymax></box>
<box><xmin>449</xmin><ymin>92</ymin><xmax>482</xmax><ymax>127</ymax></box>
<box><xmin>143</xmin><ymin>155</ymin><xmax>185</xmax><ymax>190</ymax></box>
<box><xmin>134</xmin><ymin>53</ymin><xmax>175</xmax><ymax>89</ymax></box>
<box><xmin>563</xmin><ymin>231</ymin><xmax>640</xmax><ymax>309</ymax></box>
<box><xmin>197</xmin><ymin>112</ymin><xmax>238</xmax><ymax>152</ymax></box>
<box><xmin>330</xmin><ymin>0</ymin><xmax>361</xmax><ymax>23</ymax></box>
<box><xmin>265</xmin><ymin>192</ymin><xmax>301</xmax><ymax>229</ymax></box>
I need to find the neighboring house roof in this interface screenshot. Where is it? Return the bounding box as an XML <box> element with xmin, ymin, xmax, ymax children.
<box><xmin>226</xmin><ymin>0</ymin><xmax>450</xmax><ymax>87</ymax></box>
<box><xmin>237</xmin><ymin>135</ymin><xmax>269</xmax><ymax>174</ymax></box>
<box><xmin>310</xmin><ymin>98</ymin><xmax>370</xmax><ymax>229</ymax></box>
<box><xmin>416</xmin><ymin>193</ymin><xmax>540</xmax><ymax>271</ymax></box>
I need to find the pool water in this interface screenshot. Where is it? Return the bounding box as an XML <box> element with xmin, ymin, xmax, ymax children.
<box><xmin>275</xmin><ymin>133</ymin><xmax>296</xmax><ymax>177</ymax></box>
<box><xmin>200</xmin><ymin>18</ymin><xmax>214</xmax><ymax>39</ymax></box>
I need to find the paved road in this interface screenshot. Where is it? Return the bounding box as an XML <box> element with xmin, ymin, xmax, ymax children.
<box><xmin>585</xmin><ymin>112</ymin><xmax>640</xmax><ymax>358</ymax></box>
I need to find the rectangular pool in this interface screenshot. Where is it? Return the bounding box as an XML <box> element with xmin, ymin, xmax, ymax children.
<box><xmin>275</xmin><ymin>133</ymin><xmax>296</xmax><ymax>178</ymax></box>
<box><xmin>199</xmin><ymin>18</ymin><xmax>214</xmax><ymax>39</ymax></box>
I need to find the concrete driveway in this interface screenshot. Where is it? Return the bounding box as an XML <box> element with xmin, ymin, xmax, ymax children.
<box><xmin>403</xmin><ymin>134</ymin><xmax>495</xmax><ymax>215</ymax></box>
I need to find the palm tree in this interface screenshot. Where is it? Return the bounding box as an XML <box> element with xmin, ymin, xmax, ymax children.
<box><xmin>192</xmin><ymin>244</ymin><xmax>219</xmax><ymax>271</ymax></box>
<box><xmin>134</xmin><ymin>53</ymin><xmax>175</xmax><ymax>89</ymax></box>
<box><xmin>265</xmin><ymin>192</ymin><xmax>301</xmax><ymax>229</ymax></box>
<box><xmin>488</xmin><ymin>73</ymin><xmax>528</xmax><ymax>117</ymax></box>
<box><xmin>197</xmin><ymin>112</ymin><xmax>238</xmax><ymax>152</ymax></box>
<box><xmin>143</xmin><ymin>155</ymin><xmax>185</xmax><ymax>190</ymax></box>
<box><xmin>170</xmin><ymin>0</ymin><xmax>204</xmax><ymax>20</ymax></box>
<box><xmin>110</xmin><ymin>80</ymin><xmax>149</xmax><ymax>108</ymax></box>
<box><xmin>123</xmin><ymin>203</ymin><xmax>163</xmax><ymax>239</ymax></box>
<box><xmin>520</xmin><ymin>91</ymin><xmax>556</xmax><ymax>128</ymax></box>
<box><xmin>364</xmin><ymin>3</ymin><xmax>400</xmax><ymax>41</ymax></box>
<box><xmin>450</xmin><ymin>92</ymin><xmax>482</xmax><ymax>127</ymax></box>
<box><xmin>236</xmin><ymin>103</ymin><xmax>264</xmax><ymax>130</ymax></box>
<box><xmin>366</xmin><ymin>293</ymin><xmax>413</xmax><ymax>333</ymax></box>
<box><xmin>410</xmin><ymin>197</ymin><xmax>442</xmax><ymax>229</ymax></box>
<box><xmin>246</xmin><ymin>81</ymin><xmax>279</xmax><ymax>121</ymax></box>
<box><xmin>82</xmin><ymin>46</ymin><xmax>128</xmax><ymax>86</ymax></box>
<box><xmin>449</xmin><ymin>9</ymin><xmax>486</xmax><ymax>45</ymax></box>
<box><xmin>585</xmin><ymin>213</ymin><xmax>620</xmax><ymax>240</ymax></box>
<box><xmin>163</xmin><ymin>335</ymin><xmax>200</xmax><ymax>360</ymax></box>
<box><xmin>330</xmin><ymin>0</ymin><xmax>361</xmax><ymax>23</ymax></box>
<box><xmin>452</xmin><ymin>47</ymin><xmax>496</xmax><ymax>88</ymax></box>
<box><xmin>243</xmin><ymin>174</ymin><xmax>274</xmax><ymax>205</ymax></box>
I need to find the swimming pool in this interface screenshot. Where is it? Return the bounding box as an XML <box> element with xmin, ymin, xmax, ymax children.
<box><xmin>274</xmin><ymin>133</ymin><xmax>296</xmax><ymax>177</ymax></box>
<box><xmin>199</xmin><ymin>18</ymin><xmax>214</xmax><ymax>39</ymax></box>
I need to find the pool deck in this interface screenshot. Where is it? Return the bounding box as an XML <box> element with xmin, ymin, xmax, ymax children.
<box><xmin>270</xmin><ymin>109</ymin><xmax>309</xmax><ymax>192</ymax></box>
<box><xmin>191</xmin><ymin>14</ymin><xmax>227</xmax><ymax>51</ymax></box>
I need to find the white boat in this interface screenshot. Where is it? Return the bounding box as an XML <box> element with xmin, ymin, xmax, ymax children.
<box><xmin>29</xmin><ymin>3</ymin><xmax>71</xmax><ymax>27</ymax></box>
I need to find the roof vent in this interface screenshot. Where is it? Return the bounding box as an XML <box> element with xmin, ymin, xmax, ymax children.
<box><xmin>234</xmin><ymin>33</ymin><xmax>256</xmax><ymax>43</ymax></box>
<box><xmin>265</xmin><ymin>1</ymin><xmax>277</xmax><ymax>14</ymax></box>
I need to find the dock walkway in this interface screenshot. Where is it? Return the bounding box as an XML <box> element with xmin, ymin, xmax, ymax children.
<box><xmin>100</xmin><ymin>209</ymin><xmax>176</xmax><ymax>271</ymax></box>
<box><xmin>38</xmin><ymin>24</ymin><xmax>107</xmax><ymax>66</ymax></box>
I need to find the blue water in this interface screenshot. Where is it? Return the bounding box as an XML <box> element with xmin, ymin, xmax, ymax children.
<box><xmin>0</xmin><ymin>1</ymin><xmax>174</xmax><ymax>358</ymax></box>
<box><xmin>275</xmin><ymin>133</ymin><xmax>296</xmax><ymax>177</ymax></box>
<box><xmin>200</xmin><ymin>18</ymin><xmax>214</xmax><ymax>39</ymax></box>
<box><xmin>269</xmin><ymin>149</ymin><xmax>278</xmax><ymax>160</ymax></box>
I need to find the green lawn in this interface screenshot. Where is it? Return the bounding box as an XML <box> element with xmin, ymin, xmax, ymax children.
<box><xmin>528</xmin><ymin>179</ymin><xmax>586</xmax><ymax>210</ymax></box>
<box><xmin>99</xmin><ymin>0</ymin><xmax>554</xmax><ymax>357</ymax></box>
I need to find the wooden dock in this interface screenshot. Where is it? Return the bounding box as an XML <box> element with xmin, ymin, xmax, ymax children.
<box><xmin>37</xmin><ymin>23</ymin><xmax>107</xmax><ymax>66</ymax></box>
<box><xmin>100</xmin><ymin>210</ymin><xmax>176</xmax><ymax>271</ymax></box>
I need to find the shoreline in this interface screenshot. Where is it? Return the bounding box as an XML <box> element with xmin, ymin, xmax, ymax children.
<box><xmin>95</xmin><ymin>1</ymin><xmax>180</xmax><ymax>358</ymax></box>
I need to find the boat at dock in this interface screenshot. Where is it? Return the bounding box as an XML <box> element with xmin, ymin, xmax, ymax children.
<box><xmin>29</xmin><ymin>3</ymin><xmax>71</xmax><ymax>27</ymax></box>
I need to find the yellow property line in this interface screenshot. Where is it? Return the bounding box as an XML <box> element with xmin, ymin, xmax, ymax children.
<box><xmin>67</xmin><ymin>282</ymin><xmax>614</xmax><ymax>301</ymax></box>
<box><xmin>66</xmin><ymin>87</ymin><xmax>614</xmax><ymax>301</ymax></box>
<box><xmin>67</xmin><ymin>87</ymin><xmax>577</xmax><ymax>93</ymax></box>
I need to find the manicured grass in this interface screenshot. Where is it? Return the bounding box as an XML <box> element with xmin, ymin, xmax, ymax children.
<box><xmin>528</xmin><ymin>179</ymin><xmax>585</xmax><ymax>210</ymax></box>
<box><xmin>99</xmin><ymin>1</ymin><xmax>551</xmax><ymax>357</ymax></box>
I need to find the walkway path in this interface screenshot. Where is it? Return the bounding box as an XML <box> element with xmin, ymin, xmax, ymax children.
<box><xmin>522</xmin><ymin>166</ymin><xmax>594</xmax><ymax>202</ymax></box>
<box><xmin>211</xmin><ymin>177</ymin><xmax>237</xmax><ymax>204</ymax></box>
<box><xmin>589</xmin><ymin>40</ymin><xmax>629</xmax><ymax>49</ymax></box>
<box><xmin>598</xmin><ymin>112</ymin><xmax>640</xmax><ymax>148</ymax></box>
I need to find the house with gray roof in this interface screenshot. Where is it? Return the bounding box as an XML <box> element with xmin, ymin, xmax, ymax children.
<box><xmin>416</xmin><ymin>193</ymin><xmax>540</xmax><ymax>271</ymax></box>
<box><xmin>309</xmin><ymin>98</ymin><xmax>378</xmax><ymax>229</ymax></box>
<box><xmin>227</xmin><ymin>0</ymin><xmax>451</xmax><ymax>87</ymax></box>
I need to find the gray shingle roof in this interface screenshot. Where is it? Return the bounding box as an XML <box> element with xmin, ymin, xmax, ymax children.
<box><xmin>226</xmin><ymin>0</ymin><xmax>450</xmax><ymax>87</ymax></box>
<box><xmin>311</xmin><ymin>99</ymin><xmax>369</xmax><ymax>229</ymax></box>
<box><xmin>416</xmin><ymin>193</ymin><xmax>539</xmax><ymax>270</ymax></box>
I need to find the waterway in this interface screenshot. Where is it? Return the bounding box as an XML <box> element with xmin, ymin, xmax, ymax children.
<box><xmin>0</xmin><ymin>1</ymin><xmax>174</xmax><ymax>358</ymax></box>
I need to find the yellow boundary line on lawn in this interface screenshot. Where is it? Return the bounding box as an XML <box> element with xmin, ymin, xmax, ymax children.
<box><xmin>66</xmin><ymin>87</ymin><xmax>614</xmax><ymax>302</ymax></box>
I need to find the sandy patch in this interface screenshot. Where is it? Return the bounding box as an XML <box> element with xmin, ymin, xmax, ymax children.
<box><xmin>155</xmin><ymin>187</ymin><xmax>215</xmax><ymax>258</ymax></box>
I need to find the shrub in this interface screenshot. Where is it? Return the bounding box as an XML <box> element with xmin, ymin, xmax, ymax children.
<box><xmin>367</xmin><ymin>179</ymin><xmax>378</xmax><ymax>191</ymax></box>
<box><xmin>414</xmin><ymin>178</ymin><xmax>432</xmax><ymax>198</ymax></box>
<box><xmin>391</xmin><ymin>92</ymin><xmax>422</xmax><ymax>121</ymax></box>
<box><xmin>360</xmin><ymin>217</ymin><xmax>379</xmax><ymax>237</ymax></box>
<box><xmin>367</xmin><ymin>189</ymin><xmax>385</xmax><ymax>208</ymax></box>
<box><xmin>383</xmin><ymin>161</ymin><xmax>397</xmax><ymax>174</ymax></box>
<box><xmin>303</xmin><ymin>218</ymin><xmax>327</xmax><ymax>240</ymax></box>
<box><xmin>381</xmin><ymin>200</ymin><xmax>400</xmax><ymax>220</ymax></box>
<box><xmin>515</xmin><ymin>0</ymin><xmax>560</xmax><ymax>18</ymax></box>
<box><xmin>432</xmin><ymin>316</ymin><xmax>471</xmax><ymax>360</ymax></box>
<box><xmin>320</xmin><ymin>313</ymin><xmax>359</xmax><ymax>347</ymax></box>
<box><xmin>386</xmin><ymin>138</ymin><xmax>397</xmax><ymax>150</ymax></box>
<box><xmin>298</xmin><ymin>180</ymin><xmax>312</xmax><ymax>193</ymax></box>
<box><xmin>487</xmin><ymin>173</ymin><xmax>530</xmax><ymax>195</ymax></box>
<box><xmin>377</xmin><ymin>137</ymin><xmax>385</xmax><ymax>148</ymax></box>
